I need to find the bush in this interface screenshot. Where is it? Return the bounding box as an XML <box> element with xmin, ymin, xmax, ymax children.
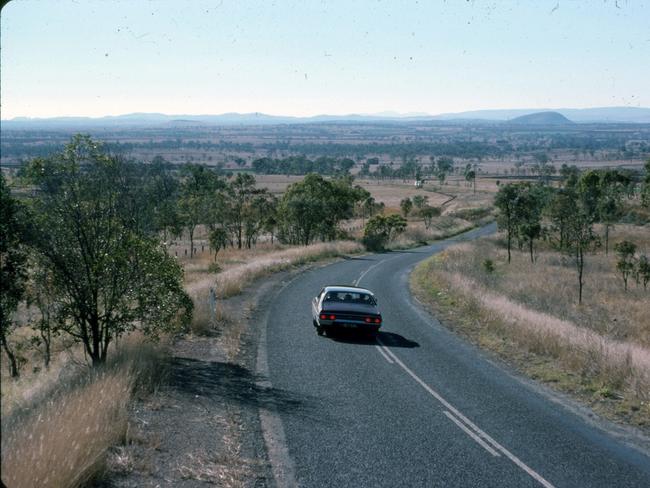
<box><xmin>483</xmin><ymin>259</ymin><xmax>495</xmax><ymax>273</ymax></box>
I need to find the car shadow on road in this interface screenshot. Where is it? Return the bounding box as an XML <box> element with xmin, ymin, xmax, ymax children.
<box><xmin>328</xmin><ymin>330</ymin><xmax>420</xmax><ymax>348</ymax></box>
<box><xmin>168</xmin><ymin>356</ymin><xmax>319</xmax><ymax>419</ymax></box>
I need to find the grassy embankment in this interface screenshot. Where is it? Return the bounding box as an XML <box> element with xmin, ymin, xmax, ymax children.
<box><xmin>1</xmin><ymin>334</ymin><xmax>166</xmax><ymax>487</ymax></box>
<box><xmin>412</xmin><ymin>223</ymin><xmax>650</xmax><ymax>429</ymax></box>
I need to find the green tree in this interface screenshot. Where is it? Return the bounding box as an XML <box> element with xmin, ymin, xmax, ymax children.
<box><xmin>641</xmin><ymin>160</ymin><xmax>650</xmax><ymax>208</ymax></box>
<box><xmin>225</xmin><ymin>172</ymin><xmax>265</xmax><ymax>249</ymax></box>
<box><xmin>464</xmin><ymin>164</ymin><xmax>477</xmax><ymax>194</ymax></box>
<box><xmin>636</xmin><ymin>254</ymin><xmax>650</xmax><ymax>290</ymax></box>
<box><xmin>400</xmin><ymin>197</ymin><xmax>413</xmax><ymax>217</ymax></box>
<box><xmin>208</xmin><ymin>227</ymin><xmax>229</xmax><ymax>261</ymax></box>
<box><xmin>278</xmin><ymin>174</ymin><xmax>364</xmax><ymax>245</ymax></box>
<box><xmin>515</xmin><ymin>184</ymin><xmax>546</xmax><ymax>263</ymax></box>
<box><xmin>598</xmin><ymin>170</ymin><xmax>631</xmax><ymax>254</ymax></box>
<box><xmin>436</xmin><ymin>157</ymin><xmax>454</xmax><ymax>185</ymax></box>
<box><xmin>23</xmin><ymin>136</ymin><xmax>192</xmax><ymax>366</ymax></box>
<box><xmin>362</xmin><ymin>214</ymin><xmax>407</xmax><ymax>251</ymax></box>
<box><xmin>179</xmin><ymin>164</ymin><xmax>224</xmax><ymax>257</ymax></box>
<box><xmin>0</xmin><ymin>174</ymin><xmax>28</xmax><ymax>377</ymax></box>
<box><xmin>412</xmin><ymin>194</ymin><xmax>428</xmax><ymax>210</ymax></box>
<box><xmin>546</xmin><ymin>189</ymin><xmax>576</xmax><ymax>251</ymax></box>
<box><xmin>494</xmin><ymin>183</ymin><xmax>523</xmax><ymax>263</ymax></box>
<box><xmin>559</xmin><ymin>164</ymin><xmax>580</xmax><ymax>189</ymax></box>
<box><xmin>614</xmin><ymin>241</ymin><xmax>636</xmax><ymax>291</ymax></box>
<box><xmin>564</xmin><ymin>205</ymin><xmax>600</xmax><ymax>304</ymax></box>
<box><xmin>419</xmin><ymin>206</ymin><xmax>441</xmax><ymax>230</ymax></box>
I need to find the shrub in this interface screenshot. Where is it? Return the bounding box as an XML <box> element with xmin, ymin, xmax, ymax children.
<box><xmin>483</xmin><ymin>259</ymin><xmax>495</xmax><ymax>273</ymax></box>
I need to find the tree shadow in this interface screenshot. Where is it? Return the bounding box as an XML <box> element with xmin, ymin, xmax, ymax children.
<box><xmin>167</xmin><ymin>357</ymin><xmax>318</xmax><ymax>419</ymax></box>
<box><xmin>328</xmin><ymin>330</ymin><xmax>420</xmax><ymax>348</ymax></box>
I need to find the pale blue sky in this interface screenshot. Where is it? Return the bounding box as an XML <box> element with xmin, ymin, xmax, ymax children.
<box><xmin>1</xmin><ymin>0</ymin><xmax>648</xmax><ymax>118</ymax></box>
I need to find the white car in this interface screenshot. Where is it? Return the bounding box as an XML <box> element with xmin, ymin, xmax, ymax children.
<box><xmin>312</xmin><ymin>286</ymin><xmax>382</xmax><ymax>336</ymax></box>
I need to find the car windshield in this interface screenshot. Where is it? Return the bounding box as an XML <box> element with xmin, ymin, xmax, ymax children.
<box><xmin>324</xmin><ymin>292</ymin><xmax>376</xmax><ymax>305</ymax></box>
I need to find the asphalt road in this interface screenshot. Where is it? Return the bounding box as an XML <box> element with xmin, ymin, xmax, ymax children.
<box><xmin>262</xmin><ymin>223</ymin><xmax>650</xmax><ymax>487</ymax></box>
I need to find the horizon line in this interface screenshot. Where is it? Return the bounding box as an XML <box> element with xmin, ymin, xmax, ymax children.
<box><xmin>4</xmin><ymin>106</ymin><xmax>650</xmax><ymax>122</ymax></box>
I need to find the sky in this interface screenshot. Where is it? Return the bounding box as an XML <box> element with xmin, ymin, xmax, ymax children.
<box><xmin>1</xmin><ymin>0</ymin><xmax>649</xmax><ymax>119</ymax></box>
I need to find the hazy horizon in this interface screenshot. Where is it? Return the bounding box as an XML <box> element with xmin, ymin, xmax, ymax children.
<box><xmin>2</xmin><ymin>0</ymin><xmax>648</xmax><ymax>119</ymax></box>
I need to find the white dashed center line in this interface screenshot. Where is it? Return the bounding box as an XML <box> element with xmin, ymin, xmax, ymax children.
<box><xmin>375</xmin><ymin>337</ymin><xmax>555</xmax><ymax>488</ymax></box>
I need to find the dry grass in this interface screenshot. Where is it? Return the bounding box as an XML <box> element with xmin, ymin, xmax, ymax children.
<box><xmin>1</xmin><ymin>335</ymin><xmax>167</xmax><ymax>488</ymax></box>
<box><xmin>214</xmin><ymin>240</ymin><xmax>362</xmax><ymax>298</ymax></box>
<box><xmin>412</xmin><ymin>223</ymin><xmax>650</xmax><ymax>424</ymax></box>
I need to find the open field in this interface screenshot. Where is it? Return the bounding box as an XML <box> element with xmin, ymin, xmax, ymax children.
<box><xmin>2</xmin><ymin>122</ymin><xmax>648</xmax><ymax>174</ymax></box>
<box><xmin>412</xmin><ymin>223</ymin><xmax>650</xmax><ymax>429</ymax></box>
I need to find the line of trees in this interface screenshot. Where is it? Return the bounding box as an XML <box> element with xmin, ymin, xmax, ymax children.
<box><xmin>252</xmin><ymin>155</ymin><xmax>355</xmax><ymax>175</ymax></box>
<box><xmin>495</xmin><ymin>163</ymin><xmax>648</xmax><ymax>303</ymax></box>
<box><xmin>1</xmin><ymin>137</ymin><xmax>376</xmax><ymax>375</ymax></box>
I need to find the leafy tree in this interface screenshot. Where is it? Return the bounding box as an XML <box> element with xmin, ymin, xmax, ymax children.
<box><xmin>362</xmin><ymin>214</ymin><xmax>407</xmax><ymax>251</ymax></box>
<box><xmin>0</xmin><ymin>174</ymin><xmax>28</xmax><ymax>377</ymax></box>
<box><xmin>436</xmin><ymin>157</ymin><xmax>454</xmax><ymax>185</ymax></box>
<box><xmin>400</xmin><ymin>197</ymin><xmax>413</xmax><ymax>217</ymax></box>
<box><xmin>208</xmin><ymin>227</ymin><xmax>228</xmax><ymax>261</ymax></box>
<box><xmin>145</xmin><ymin>157</ymin><xmax>182</xmax><ymax>241</ymax></box>
<box><xmin>277</xmin><ymin>174</ymin><xmax>365</xmax><ymax>245</ymax></box>
<box><xmin>636</xmin><ymin>254</ymin><xmax>650</xmax><ymax>290</ymax></box>
<box><xmin>559</xmin><ymin>164</ymin><xmax>580</xmax><ymax>188</ymax></box>
<box><xmin>412</xmin><ymin>194</ymin><xmax>428</xmax><ymax>210</ymax></box>
<box><xmin>464</xmin><ymin>164</ymin><xmax>477</xmax><ymax>193</ymax></box>
<box><xmin>563</xmin><ymin>204</ymin><xmax>600</xmax><ymax>304</ymax></box>
<box><xmin>515</xmin><ymin>184</ymin><xmax>546</xmax><ymax>263</ymax></box>
<box><xmin>23</xmin><ymin>136</ymin><xmax>192</xmax><ymax>366</ymax></box>
<box><xmin>641</xmin><ymin>160</ymin><xmax>650</xmax><ymax>208</ymax></box>
<box><xmin>419</xmin><ymin>206</ymin><xmax>441</xmax><ymax>230</ymax></box>
<box><xmin>27</xmin><ymin>265</ymin><xmax>60</xmax><ymax>369</ymax></box>
<box><xmin>546</xmin><ymin>188</ymin><xmax>576</xmax><ymax>250</ymax></box>
<box><xmin>494</xmin><ymin>183</ymin><xmax>522</xmax><ymax>263</ymax></box>
<box><xmin>598</xmin><ymin>170</ymin><xmax>631</xmax><ymax>254</ymax></box>
<box><xmin>225</xmin><ymin>172</ymin><xmax>268</xmax><ymax>249</ymax></box>
<box><xmin>179</xmin><ymin>164</ymin><xmax>224</xmax><ymax>257</ymax></box>
<box><xmin>614</xmin><ymin>241</ymin><xmax>636</xmax><ymax>291</ymax></box>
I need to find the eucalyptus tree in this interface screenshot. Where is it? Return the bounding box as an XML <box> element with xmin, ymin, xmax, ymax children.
<box><xmin>23</xmin><ymin>136</ymin><xmax>192</xmax><ymax>366</ymax></box>
<box><xmin>0</xmin><ymin>174</ymin><xmax>28</xmax><ymax>377</ymax></box>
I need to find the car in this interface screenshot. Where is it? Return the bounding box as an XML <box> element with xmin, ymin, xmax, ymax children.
<box><xmin>312</xmin><ymin>285</ymin><xmax>382</xmax><ymax>336</ymax></box>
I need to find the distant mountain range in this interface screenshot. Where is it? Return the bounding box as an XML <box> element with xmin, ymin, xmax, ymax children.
<box><xmin>3</xmin><ymin>107</ymin><xmax>649</xmax><ymax>129</ymax></box>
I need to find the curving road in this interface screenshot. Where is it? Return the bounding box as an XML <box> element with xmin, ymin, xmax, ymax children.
<box><xmin>259</xmin><ymin>223</ymin><xmax>650</xmax><ymax>487</ymax></box>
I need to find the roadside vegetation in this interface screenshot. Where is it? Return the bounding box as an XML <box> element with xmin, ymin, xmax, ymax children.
<box><xmin>413</xmin><ymin>161</ymin><xmax>650</xmax><ymax>429</ymax></box>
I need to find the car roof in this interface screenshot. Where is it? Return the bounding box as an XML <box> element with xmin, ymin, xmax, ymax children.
<box><xmin>323</xmin><ymin>285</ymin><xmax>374</xmax><ymax>295</ymax></box>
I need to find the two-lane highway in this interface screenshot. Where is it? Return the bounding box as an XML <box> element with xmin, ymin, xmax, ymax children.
<box><xmin>259</xmin><ymin>224</ymin><xmax>650</xmax><ymax>487</ymax></box>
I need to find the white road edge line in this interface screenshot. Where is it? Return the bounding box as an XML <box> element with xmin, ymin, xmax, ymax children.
<box><xmin>443</xmin><ymin>411</ymin><xmax>501</xmax><ymax>457</ymax></box>
<box><xmin>375</xmin><ymin>345</ymin><xmax>394</xmax><ymax>364</ymax></box>
<box><xmin>376</xmin><ymin>338</ymin><xmax>555</xmax><ymax>488</ymax></box>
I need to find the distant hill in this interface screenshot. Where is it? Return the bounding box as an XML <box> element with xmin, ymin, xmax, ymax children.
<box><xmin>2</xmin><ymin>106</ymin><xmax>649</xmax><ymax>129</ymax></box>
<box><xmin>508</xmin><ymin>111</ymin><xmax>574</xmax><ymax>125</ymax></box>
<box><xmin>432</xmin><ymin>107</ymin><xmax>650</xmax><ymax>123</ymax></box>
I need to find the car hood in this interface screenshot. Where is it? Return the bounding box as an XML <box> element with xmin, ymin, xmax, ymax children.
<box><xmin>320</xmin><ymin>302</ymin><xmax>379</xmax><ymax>314</ymax></box>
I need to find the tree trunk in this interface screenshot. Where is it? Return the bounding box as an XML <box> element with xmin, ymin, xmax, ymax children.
<box><xmin>1</xmin><ymin>331</ymin><xmax>20</xmax><ymax>378</ymax></box>
<box><xmin>189</xmin><ymin>227</ymin><xmax>195</xmax><ymax>258</ymax></box>
<box><xmin>507</xmin><ymin>231</ymin><xmax>512</xmax><ymax>263</ymax></box>
<box><xmin>529</xmin><ymin>238</ymin><xmax>534</xmax><ymax>263</ymax></box>
<box><xmin>605</xmin><ymin>224</ymin><xmax>610</xmax><ymax>255</ymax></box>
<box><xmin>577</xmin><ymin>247</ymin><xmax>584</xmax><ymax>304</ymax></box>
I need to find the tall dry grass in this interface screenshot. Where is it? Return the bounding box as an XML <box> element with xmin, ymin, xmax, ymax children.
<box><xmin>214</xmin><ymin>240</ymin><xmax>362</xmax><ymax>298</ymax></box>
<box><xmin>413</xmin><ymin>224</ymin><xmax>650</xmax><ymax>402</ymax></box>
<box><xmin>1</xmin><ymin>335</ymin><xmax>167</xmax><ymax>488</ymax></box>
